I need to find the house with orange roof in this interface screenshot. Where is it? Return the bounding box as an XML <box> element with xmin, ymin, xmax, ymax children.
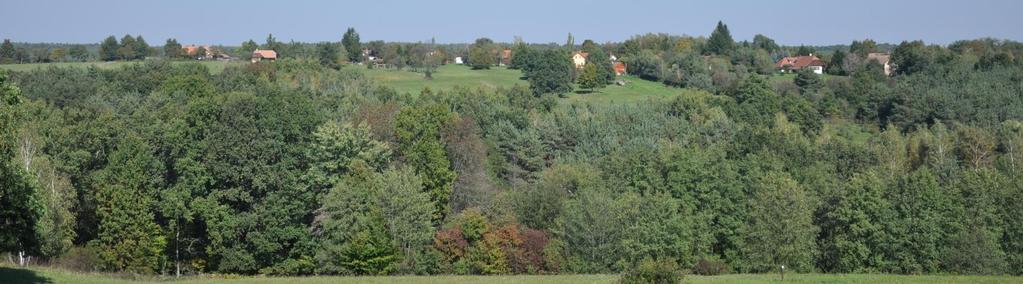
<box><xmin>251</xmin><ymin>49</ymin><xmax>277</xmax><ymax>63</ymax></box>
<box><xmin>775</xmin><ymin>54</ymin><xmax>827</xmax><ymax>74</ymax></box>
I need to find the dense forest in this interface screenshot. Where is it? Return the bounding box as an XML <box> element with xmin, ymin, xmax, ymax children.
<box><xmin>2</xmin><ymin>26</ymin><xmax>1023</xmax><ymax>278</ymax></box>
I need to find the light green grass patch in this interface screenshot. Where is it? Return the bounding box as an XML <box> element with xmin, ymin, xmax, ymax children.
<box><xmin>360</xmin><ymin>64</ymin><xmax>527</xmax><ymax>95</ymax></box>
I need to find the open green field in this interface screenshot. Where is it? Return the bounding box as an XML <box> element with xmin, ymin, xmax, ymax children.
<box><xmin>3</xmin><ymin>266</ymin><xmax>1020</xmax><ymax>284</ymax></box>
<box><xmin>361</xmin><ymin>64</ymin><xmax>694</xmax><ymax>104</ymax></box>
<box><xmin>360</xmin><ymin>64</ymin><xmax>527</xmax><ymax>95</ymax></box>
<box><xmin>0</xmin><ymin>60</ymin><xmax>244</xmax><ymax>75</ymax></box>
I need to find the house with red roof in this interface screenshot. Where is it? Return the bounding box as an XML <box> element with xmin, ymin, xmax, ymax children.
<box><xmin>775</xmin><ymin>54</ymin><xmax>826</xmax><ymax>74</ymax></box>
<box><xmin>613</xmin><ymin>62</ymin><xmax>627</xmax><ymax>76</ymax></box>
<box><xmin>251</xmin><ymin>49</ymin><xmax>277</xmax><ymax>63</ymax></box>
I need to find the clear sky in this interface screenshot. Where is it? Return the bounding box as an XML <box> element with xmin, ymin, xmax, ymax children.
<box><xmin>1</xmin><ymin>0</ymin><xmax>1021</xmax><ymax>46</ymax></box>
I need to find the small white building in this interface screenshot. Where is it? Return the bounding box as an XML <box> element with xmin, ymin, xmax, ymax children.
<box><xmin>454</xmin><ymin>56</ymin><xmax>464</xmax><ymax>64</ymax></box>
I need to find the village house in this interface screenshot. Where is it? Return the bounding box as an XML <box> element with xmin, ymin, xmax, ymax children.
<box><xmin>251</xmin><ymin>49</ymin><xmax>277</xmax><ymax>63</ymax></box>
<box><xmin>613</xmin><ymin>62</ymin><xmax>627</xmax><ymax>76</ymax></box>
<box><xmin>182</xmin><ymin>44</ymin><xmax>228</xmax><ymax>60</ymax></box>
<box><xmin>454</xmin><ymin>56</ymin><xmax>464</xmax><ymax>64</ymax></box>
<box><xmin>572</xmin><ymin>51</ymin><xmax>589</xmax><ymax>69</ymax></box>
<box><xmin>867</xmin><ymin>52</ymin><xmax>893</xmax><ymax>75</ymax></box>
<box><xmin>775</xmin><ymin>54</ymin><xmax>826</xmax><ymax>74</ymax></box>
<box><xmin>499</xmin><ymin>49</ymin><xmax>512</xmax><ymax>66</ymax></box>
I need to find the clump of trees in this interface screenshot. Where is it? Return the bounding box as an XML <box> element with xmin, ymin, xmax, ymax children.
<box><xmin>99</xmin><ymin>34</ymin><xmax>150</xmax><ymax>61</ymax></box>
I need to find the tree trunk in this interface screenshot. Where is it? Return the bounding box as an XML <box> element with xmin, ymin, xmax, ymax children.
<box><xmin>175</xmin><ymin>228</ymin><xmax>181</xmax><ymax>277</ymax></box>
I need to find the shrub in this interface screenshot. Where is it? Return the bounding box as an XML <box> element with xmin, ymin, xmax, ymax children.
<box><xmin>619</xmin><ymin>257</ymin><xmax>684</xmax><ymax>284</ymax></box>
<box><xmin>434</xmin><ymin>227</ymin><xmax>469</xmax><ymax>264</ymax></box>
<box><xmin>53</xmin><ymin>246</ymin><xmax>101</xmax><ymax>272</ymax></box>
<box><xmin>691</xmin><ymin>256</ymin><xmax>729</xmax><ymax>276</ymax></box>
<box><xmin>259</xmin><ymin>256</ymin><xmax>315</xmax><ymax>276</ymax></box>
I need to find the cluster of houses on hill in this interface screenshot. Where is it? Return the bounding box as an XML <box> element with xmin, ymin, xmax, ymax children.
<box><xmin>181</xmin><ymin>44</ymin><xmax>231</xmax><ymax>60</ymax></box>
<box><xmin>775</xmin><ymin>52</ymin><xmax>892</xmax><ymax>75</ymax></box>
<box><xmin>239</xmin><ymin>45</ymin><xmax>891</xmax><ymax>77</ymax></box>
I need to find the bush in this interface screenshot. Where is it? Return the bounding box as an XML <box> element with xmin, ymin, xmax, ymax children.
<box><xmin>619</xmin><ymin>257</ymin><xmax>684</xmax><ymax>284</ymax></box>
<box><xmin>53</xmin><ymin>246</ymin><xmax>101</xmax><ymax>272</ymax></box>
<box><xmin>691</xmin><ymin>256</ymin><xmax>729</xmax><ymax>276</ymax></box>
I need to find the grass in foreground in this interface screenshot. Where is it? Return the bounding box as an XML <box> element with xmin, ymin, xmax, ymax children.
<box><xmin>3</xmin><ymin>266</ymin><xmax>1021</xmax><ymax>284</ymax></box>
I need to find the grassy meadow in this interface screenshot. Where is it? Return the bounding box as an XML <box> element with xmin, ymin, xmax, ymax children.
<box><xmin>361</xmin><ymin>64</ymin><xmax>702</xmax><ymax>104</ymax></box>
<box><xmin>3</xmin><ymin>266</ymin><xmax>1022</xmax><ymax>284</ymax></box>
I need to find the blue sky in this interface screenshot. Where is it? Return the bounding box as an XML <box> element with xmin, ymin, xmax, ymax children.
<box><xmin>1</xmin><ymin>0</ymin><xmax>1021</xmax><ymax>46</ymax></box>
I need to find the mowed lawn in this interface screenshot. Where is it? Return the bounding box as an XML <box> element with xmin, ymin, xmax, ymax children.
<box><xmin>0</xmin><ymin>60</ymin><xmax>244</xmax><ymax>75</ymax></box>
<box><xmin>3</xmin><ymin>266</ymin><xmax>1021</xmax><ymax>284</ymax></box>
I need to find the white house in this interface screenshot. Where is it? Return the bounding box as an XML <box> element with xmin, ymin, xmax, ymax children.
<box><xmin>454</xmin><ymin>56</ymin><xmax>464</xmax><ymax>64</ymax></box>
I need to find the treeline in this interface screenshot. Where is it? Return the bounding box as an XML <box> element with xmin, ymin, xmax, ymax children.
<box><xmin>0</xmin><ymin>39</ymin><xmax>92</xmax><ymax>63</ymax></box>
<box><xmin>2</xmin><ymin>32</ymin><xmax>1023</xmax><ymax>277</ymax></box>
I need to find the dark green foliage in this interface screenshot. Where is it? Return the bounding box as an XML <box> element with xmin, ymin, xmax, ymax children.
<box><xmin>882</xmin><ymin>167</ymin><xmax>950</xmax><ymax>273</ymax></box>
<box><xmin>891</xmin><ymin>40</ymin><xmax>932</xmax><ymax>76</ymax></box>
<box><xmin>625</xmin><ymin>50</ymin><xmax>662</xmax><ymax>81</ymax></box>
<box><xmin>509</xmin><ymin>42</ymin><xmax>533</xmax><ymax>70</ymax></box>
<box><xmin>92</xmin><ymin>135</ymin><xmax>165</xmax><ymax>274</ymax></box>
<box><xmin>68</xmin><ymin>44</ymin><xmax>89</xmax><ymax>61</ymax></box>
<box><xmin>742</xmin><ymin>171</ymin><xmax>818</xmax><ymax>273</ymax></box>
<box><xmin>618</xmin><ymin>257</ymin><xmax>684</xmax><ymax>284</ymax></box>
<box><xmin>469</xmin><ymin>38</ymin><xmax>495</xmax><ymax>70</ymax></box>
<box><xmin>0</xmin><ymin>71</ymin><xmax>44</xmax><ymax>257</ymax></box>
<box><xmin>705</xmin><ymin>21</ymin><xmax>735</xmax><ymax>55</ymax></box>
<box><xmin>818</xmin><ymin>171</ymin><xmax>889</xmax><ymax>272</ymax></box>
<box><xmin>0</xmin><ymin>39</ymin><xmax>16</xmax><ymax>63</ymax></box>
<box><xmin>524</xmin><ymin>49</ymin><xmax>574</xmax><ymax>96</ymax></box>
<box><xmin>342</xmin><ymin>28</ymin><xmax>361</xmax><ymax>63</ymax></box>
<box><xmin>163</xmin><ymin>38</ymin><xmax>182</xmax><ymax>59</ymax></box>
<box><xmin>752</xmin><ymin>34</ymin><xmax>779</xmax><ymax>53</ymax></box>
<box><xmin>99</xmin><ymin>36</ymin><xmax>119</xmax><ymax>61</ymax></box>
<box><xmin>316</xmin><ymin>42</ymin><xmax>343</xmax><ymax>69</ymax></box>
<box><xmin>395</xmin><ymin>104</ymin><xmax>457</xmax><ymax>223</ymax></box>
<box><xmin>577</xmin><ymin>63</ymin><xmax>603</xmax><ymax>91</ymax></box>
<box><xmin>828</xmin><ymin>49</ymin><xmax>848</xmax><ymax>75</ymax></box>
<box><xmin>794</xmin><ymin>68</ymin><xmax>823</xmax><ymax>95</ymax></box>
<box><xmin>581</xmin><ymin>42</ymin><xmax>614</xmax><ymax>84</ymax></box>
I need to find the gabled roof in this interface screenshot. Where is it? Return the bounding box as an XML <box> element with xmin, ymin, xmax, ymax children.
<box><xmin>867</xmin><ymin>53</ymin><xmax>890</xmax><ymax>64</ymax></box>
<box><xmin>501</xmin><ymin>49</ymin><xmax>512</xmax><ymax>58</ymax></box>
<box><xmin>776</xmin><ymin>55</ymin><xmax>825</xmax><ymax>69</ymax></box>
<box><xmin>573</xmin><ymin>51</ymin><xmax>589</xmax><ymax>59</ymax></box>
<box><xmin>252</xmin><ymin>49</ymin><xmax>277</xmax><ymax>59</ymax></box>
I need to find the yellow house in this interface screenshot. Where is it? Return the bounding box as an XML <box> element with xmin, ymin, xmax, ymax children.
<box><xmin>572</xmin><ymin>51</ymin><xmax>589</xmax><ymax>69</ymax></box>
